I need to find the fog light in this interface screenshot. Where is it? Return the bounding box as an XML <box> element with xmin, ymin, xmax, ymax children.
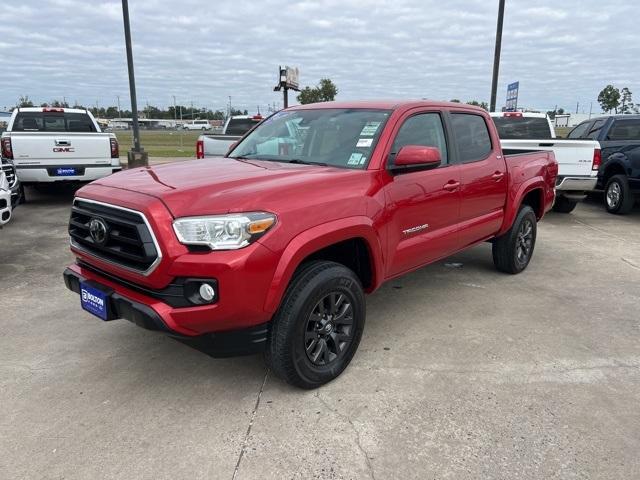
<box><xmin>199</xmin><ymin>283</ymin><xmax>216</xmax><ymax>302</ymax></box>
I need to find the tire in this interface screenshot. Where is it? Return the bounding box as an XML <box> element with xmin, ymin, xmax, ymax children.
<box><xmin>605</xmin><ymin>174</ymin><xmax>634</xmax><ymax>214</ymax></box>
<box><xmin>265</xmin><ymin>261</ymin><xmax>365</xmax><ymax>389</ymax></box>
<box><xmin>552</xmin><ymin>195</ymin><xmax>577</xmax><ymax>213</ymax></box>
<box><xmin>492</xmin><ymin>205</ymin><xmax>537</xmax><ymax>274</ymax></box>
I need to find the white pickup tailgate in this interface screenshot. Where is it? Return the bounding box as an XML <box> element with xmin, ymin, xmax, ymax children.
<box><xmin>500</xmin><ymin>139</ymin><xmax>599</xmax><ymax>178</ymax></box>
<box><xmin>9</xmin><ymin>132</ymin><xmax>113</xmax><ymax>166</ymax></box>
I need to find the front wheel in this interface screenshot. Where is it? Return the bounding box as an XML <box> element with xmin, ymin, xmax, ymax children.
<box><xmin>552</xmin><ymin>195</ymin><xmax>577</xmax><ymax>213</ymax></box>
<box><xmin>492</xmin><ymin>205</ymin><xmax>537</xmax><ymax>274</ymax></box>
<box><xmin>266</xmin><ymin>261</ymin><xmax>365</xmax><ymax>389</ymax></box>
<box><xmin>605</xmin><ymin>174</ymin><xmax>634</xmax><ymax>214</ymax></box>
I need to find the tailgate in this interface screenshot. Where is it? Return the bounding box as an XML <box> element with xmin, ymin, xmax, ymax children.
<box><xmin>500</xmin><ymin>139</ymin><xmax>599</xmax><ymax>178</ymax></box>
<box><xmin>10</xmin><ymin>132</ymin><xmax>112</xmax><ymax>165</ymax></box>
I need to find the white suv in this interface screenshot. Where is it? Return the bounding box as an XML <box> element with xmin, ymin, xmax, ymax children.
<box><xmin>0</xmin><ymin>170</ymin><xmax>12</xmax><ymax>226</ymax></box>
<box><xmin>183</xmin><ymin>120</ymin><xmax>212</xmax><ymax>131</ymax></box>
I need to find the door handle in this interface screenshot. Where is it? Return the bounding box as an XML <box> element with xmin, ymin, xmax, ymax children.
<box><xmin>443</xmin><ymin>181</ymin><xmax>460</xmax><ymax>191</ymax></box>
<box><xmin>491</xmin><ymin>171</ymin><xmax>505</xmax><ymax>181</ymax></box>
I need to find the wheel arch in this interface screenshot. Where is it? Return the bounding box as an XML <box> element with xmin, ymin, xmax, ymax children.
<box><xmin>263</xmin><ymin>217</ymin><xmax>384</xmax><ymax>314</ymax></box>
<box><xmin>497</xmin><ymin>180</ymin><xmax>545</xmax><ymax>236</ymax></box>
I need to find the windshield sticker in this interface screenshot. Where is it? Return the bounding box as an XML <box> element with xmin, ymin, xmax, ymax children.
<box><xmin>359</xmin><ymin>155</ymin><xmax>367</xmax><ymax>165</ymax></box>
<box><xmin>360</xmin><ymin>122</ymin><xmax>381</xmax><ymax>137</ymax></box>
<box><xmin>348</xmin><ymin>152</ymin><xmax>363</xmax><ymax>165</ymax></box>
<box><xmin>356</xmin><ymin>138</ymin><xmax>373</xmax><ymax>148</ymax></box>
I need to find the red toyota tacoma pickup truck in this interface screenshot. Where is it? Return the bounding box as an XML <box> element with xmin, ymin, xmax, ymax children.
<box><xmin>63</xmin><ymin>101</ymin><xmax>557</xmax><ymax>388</ymax></box>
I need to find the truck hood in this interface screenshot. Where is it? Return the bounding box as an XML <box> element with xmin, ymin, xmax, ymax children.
<box><xmin>93</xmin><ymin>157</ymin><xmax>365</xmax><ymax>217</ymax></box>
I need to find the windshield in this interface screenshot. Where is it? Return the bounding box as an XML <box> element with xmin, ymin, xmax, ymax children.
<box><xmin>229</xmin><ymin>108</ymin><xmax>391</xmax><ymax>169</ymax></box>
<box><xmin>492</xmin><ymin>116</ymin><xmax>552</xmax><ymax>139</ymax></box>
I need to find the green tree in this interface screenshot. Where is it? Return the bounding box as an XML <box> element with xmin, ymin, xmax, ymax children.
<box><xmin>598</xmin><ymin>85</ymin><xmax>620</xmax><ymax>113</ymax></box>
<box><xmin>50</xmin><ymin>99</ymin><xmax>69</xmax><ymax>108</ymax></box>
<box><xmin>619</xmin><ymin>87</ymin><xmax>634</xmax><ymax>114</ymax></box>
<box><xmin>466</xmin><ymin>100</ymin><xmax>488</xmax><ymax>110</ymax></box>
<box><xmin>297</xmin><ymin>78</ymin><xmax>338</xmax><ymax>104</ymax></box>
<box><xmin>18</xmin><ymin>95</ymin><xmax>34</xmax><ymax>107</ymax></box>
<box><xmin>449</xmin><ymin>98</ymin><xmax>461</xmax><ymax>103</ymax></box>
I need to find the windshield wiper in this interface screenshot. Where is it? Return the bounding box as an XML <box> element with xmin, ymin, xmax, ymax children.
<box><xmin>287</xmin><ymin>159</ymin><xmax>328</xmax><ymax>166</ymax></box>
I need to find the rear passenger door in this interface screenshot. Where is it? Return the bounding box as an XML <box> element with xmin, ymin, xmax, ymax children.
<box><xmin>601</xmin><ymin>119</ymin><xmax>640</xmax><ymax>183</ymax></box>
<box><xmin>450</xmin><ymin>112</ymin><xmax>508</xmax><ymax>248</ymax></box>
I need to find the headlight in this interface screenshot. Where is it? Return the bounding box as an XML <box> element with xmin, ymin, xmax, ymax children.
<box><xmin>173</xmin><ymin>212</ymin><xmax>276</xmax><ymax>250</ymax></box>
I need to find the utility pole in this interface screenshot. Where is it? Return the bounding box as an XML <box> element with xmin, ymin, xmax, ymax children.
<box><xmin>576</xmin><ymin>101</ymin><xmax>579</xmax><ymax>114</ymax></box>
<box><xmin>172</xmin><ymin>95</ymin><xmax>177</xmax><ymax>122</ymax></box>
<box><xmin>489</xmin><ymin>0</ymin><xmax>506</xmax><ymax>112</ymax></box>
<box><xmin>121</xmin><ymin>0</ymin><xmax>147</xmax><ymax>167</ymax></box>
<box><xmin>117</xmin><ymin>95</ymin><xmax>121</xmax><ymax>118</ymax></box>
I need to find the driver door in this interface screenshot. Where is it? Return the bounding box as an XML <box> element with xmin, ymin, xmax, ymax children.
<box><xmin>384</xmin><ymin>110</ymin><xmax>461</xmax><ymax>277</ymax></box>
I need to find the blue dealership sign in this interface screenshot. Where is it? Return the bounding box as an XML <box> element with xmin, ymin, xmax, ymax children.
<box><xmin>506</xmin><ymin>81</ymin><xmax>519</xmax><ymax>111</ymax></box>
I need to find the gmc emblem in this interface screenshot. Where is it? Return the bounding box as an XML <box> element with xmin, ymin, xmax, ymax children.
<box><xmin>53</xmin><ymin>147</ymin><xmax>75</xmax><ymax>153</ymax></box>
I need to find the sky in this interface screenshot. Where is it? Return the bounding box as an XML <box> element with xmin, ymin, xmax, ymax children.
<box><xmin>0</xmin><ymin>0</ymin><xmax>638</xmax><ymax>114</ymax></box>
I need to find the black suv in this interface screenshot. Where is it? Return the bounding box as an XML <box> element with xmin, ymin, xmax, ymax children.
<box><xmin>568</xmin><ymin>115</ymin><xmax>640</xmax><ymax>214</ymax></box>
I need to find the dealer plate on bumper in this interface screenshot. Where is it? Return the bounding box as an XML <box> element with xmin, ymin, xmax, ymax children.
<box><xmin>80</xmin><ymin>281</ymin><xmax>111</xmax><ymax>320</ymax></box>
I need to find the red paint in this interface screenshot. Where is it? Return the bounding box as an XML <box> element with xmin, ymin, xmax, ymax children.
<box><xmin>69</xmin><ymin>101</ymin><xmax>557</xmax><ymax>336</ymax></box>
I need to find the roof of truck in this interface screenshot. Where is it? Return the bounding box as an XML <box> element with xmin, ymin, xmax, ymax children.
<box><xmin>15</xmin><ymin>107</ymin><xmax>90</xmax><ymax>114</ymax></box>
<box><xmin>287</xmin><ymin>100</ymin><xmax>486</xmax><ymax>112</ymax></box>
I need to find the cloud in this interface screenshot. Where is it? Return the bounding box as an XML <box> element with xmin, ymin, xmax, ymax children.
<box><xmin>0</xmin><ymin>0</ymin><xmax>637</xmax><ymax>114</ymax></box>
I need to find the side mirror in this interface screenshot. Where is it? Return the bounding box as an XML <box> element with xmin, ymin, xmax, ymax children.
<box><xmin>391</xmin><ymin>145</ymin><xmax>441</xmax><ymax>172</ymax></box>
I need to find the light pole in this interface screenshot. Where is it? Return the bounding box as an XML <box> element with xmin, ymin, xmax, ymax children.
<box><xmin>489</xmin><ymin>0</ymin><xmax>506</xmax><ymax>112</ymax></box>
<box><xmin>121</xmin><ymin>0</ymin><xmax>147</xmax><ymax>167</ymax></box>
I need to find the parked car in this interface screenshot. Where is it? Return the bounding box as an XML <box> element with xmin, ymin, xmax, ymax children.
<box><xmin>0</xmin><ymin>157</ymin><xmax>21</xmax><ymax>206</ymax></box>
<box><xmin>63</xmin><ymin>101</ymin><xmax>557</xmax><ymax>388</ymax></box>
<box><xmin>0</xmin><ymin>108</ymin><xmax>121</xmax><ymax>200</ymax></box>
<box><xmin>567</xmin><ymin>115</ymin><xmax>640</xmax><ymax>214</ymax></box>
<box><xmin>196</xmin><ymin>114</ymin><xmax>263</xmax><ymax>157</ymax></box>
<box><xmin>490</xmin><ymin>111</ymin><xmax>601</xmax><ymax>213</ymax></box>
<box><xmin>183</xmin><ymin>119</ymin><xmax>212</xmax><ymax>131</ymax></box>
<box><xmin>0</xmin><ymin>169</ymin><xmax>13</xmax><ymax>226</ymax></box>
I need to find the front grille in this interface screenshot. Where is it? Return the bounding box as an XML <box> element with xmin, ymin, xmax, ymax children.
<box><xmin>1</xmin><ymin>160</ymin><xmax>17</xmax><ymax>188</ymax></box>
<box><xmin>69</xmin><ymin>199</ymin><xmax>160</xmax><ymax>273</ymax></box>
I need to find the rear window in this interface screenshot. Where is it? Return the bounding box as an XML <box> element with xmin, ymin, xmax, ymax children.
<box><xmin>451</xmin><ymin>113</ymin><xmax>492</xmax><ymax>162</ymax></box>
<box><xmin>12</xmin><ymin>112</ymin><xmax>97</xmax><ymax>132</ymax></box>
<box><xmin>608</xmin><ymin>119</ymin><xmax>640</xmax><ymax>140</ymax></box>
<box><xmin>491</xmin><ymin>116</ymin><xmax>552</xmax><ymax>139</ymax></box>
<box><xmin>226</xmin><ymin>118</ymin><xmax>260</xmax><ymax>136</ymax></box>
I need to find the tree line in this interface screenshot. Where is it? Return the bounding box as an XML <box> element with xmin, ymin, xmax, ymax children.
<box><xmin>598</xmin><ymin>85</ymin><xmax>638</xmax><ymax>114</ymax></box>
<box><xmin>14</xmin><ymin>95</ymin><xmax>248</xmax><ymax>120</ymax></box>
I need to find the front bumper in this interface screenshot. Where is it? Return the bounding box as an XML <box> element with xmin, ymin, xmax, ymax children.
<box><xmin>16</xmin><ymin>164</ymin><xmax>121</xmax><ymax>184</ymax></box>
<box><xmin>63</xmin><ymin>267</ymin><xmax>269</xmax><ymax>357</ymax></box>
<box><xmin>0</xmin><ymin>190</ymin><xmax>12</xmax><ymax>226</ymax></box>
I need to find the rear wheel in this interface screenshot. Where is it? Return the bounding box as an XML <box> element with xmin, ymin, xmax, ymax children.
<box><xmin>266</xmin><ymin>261</ymin><xmax>365</xmax><ymax>389</ymax></box>
<box><xmin>552</xmin><ymin>195</ymin><xmax>577</xmax><ymax>213</ymax></box>
<box><xmin>492</xmin><ymin>205</ymin><xmax>537</xmax><ymax>274</ymax></box>
<box><xmin>605</xmin><ymin>174</ymin><xmax>634</xmax><ymax>214</ymax></box>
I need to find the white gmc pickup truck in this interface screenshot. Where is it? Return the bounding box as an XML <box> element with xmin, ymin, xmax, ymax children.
<box><xmin>0</xmin><ymin>108</ymin><xmax>121</xmax><ymax>198</ymax></box>
<box><xmin>490</xmin><ymin>112</ymin><xmax>601</xmax><ymax>213</ymax></box>
<box><xmin>196</xmin><ymin>114</ymin><xmax>263</xmax><ymax>158</ymax></box>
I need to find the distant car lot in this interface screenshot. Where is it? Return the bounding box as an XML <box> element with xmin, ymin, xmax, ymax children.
<box><xmin>1</xmin><ymin>185</ymin><xmax>639</xmax><ymax>479</ymax></box>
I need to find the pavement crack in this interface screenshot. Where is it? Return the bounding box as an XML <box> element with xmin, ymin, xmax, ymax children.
<box><xmin>621</xmin><ymin>257</ymin><xmax>640</xmax><ymax>271</ymax></box>
<box><xmin>231</xmin><ymin>369</ymin><xmax>269</xmax><ymax>480</ymax></box>
<box><xmin>315</xmin><ymin>392</ymin><xmax>376</xmax><ymax>480</ymax></box>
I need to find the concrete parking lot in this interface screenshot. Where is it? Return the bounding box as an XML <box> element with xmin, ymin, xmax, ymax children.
<box><xmin>1</xmin><ymin>186</ymin><xmax>639</xmax><ymax>479</ymax></box>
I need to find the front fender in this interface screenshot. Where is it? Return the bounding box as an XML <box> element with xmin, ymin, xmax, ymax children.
<box><xmin>262</xmin><ymin>216</ymin><xmax>384</xmax><ymax>314</ymax></box>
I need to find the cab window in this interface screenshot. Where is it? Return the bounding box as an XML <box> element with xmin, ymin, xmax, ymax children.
<box><xmin>567</xmin><ymin>121</ymin><xmax>591</xmax><ymax>139</ymax></box>
<box><xmin>450</xmin><ymin>113</ymin><xmax>492</xmax><ymax>162</ymax></box>
<box><xmin>391</xmin><ymin>113</ymin><xmax>448</xmax><ymax>164</ymax></box>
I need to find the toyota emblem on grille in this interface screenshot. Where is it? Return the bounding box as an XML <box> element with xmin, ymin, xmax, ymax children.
<box><xmin>89</xmin><ymin>218</ymin><xmax>108</xmax><ymax>245</ymax></box>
